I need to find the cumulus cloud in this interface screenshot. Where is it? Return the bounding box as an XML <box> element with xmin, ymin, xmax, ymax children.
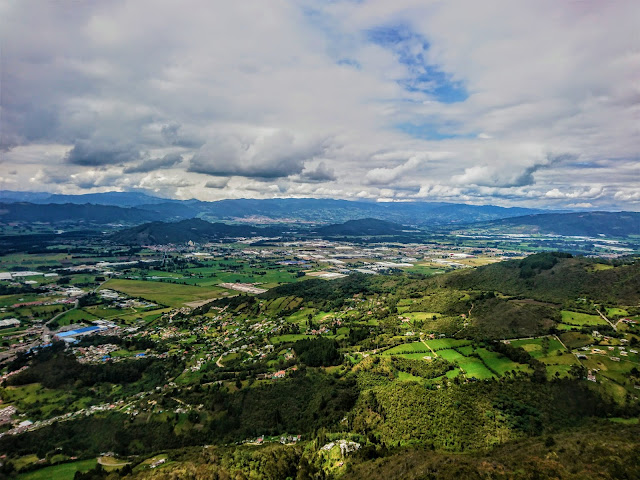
<box><xmin>296</xmin><ymin>161</ymin><xmax>337</xmax><ymax>183</ymax></box>
<box><xmin>451</xmin><ymin>150</ymin><xmax>575</xmax><ymax>188</ymax></box>
<box><xmin>123</xmin><ymin>153</ymin><xmax>183</xmax><ymax>173</ymax></box>
<box><xmin>65</xmin><ymin>140</ymin><xmax>141</xmax><ymax>166</ymax></box>
<box><xmin>204</xmin><ymin>177</ymin><xmax>230</xmax><ymax>189</ymax></box>
<box><xmin>189</xmin><ymin>130</ymin><xmax>329</xmax><ymax>179</ymax></box>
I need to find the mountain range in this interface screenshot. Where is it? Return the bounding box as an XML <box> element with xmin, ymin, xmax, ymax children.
<box><xmin>0</xmin><ymin>190</ymin><xmax>544</xmax><ymax>226</ymax></box>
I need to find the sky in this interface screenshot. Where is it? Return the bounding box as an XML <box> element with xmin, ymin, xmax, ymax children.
<box><xmin>1</xmin><ymin>0</ymin><xmax>639</xmax><ymax>210</ymax></box>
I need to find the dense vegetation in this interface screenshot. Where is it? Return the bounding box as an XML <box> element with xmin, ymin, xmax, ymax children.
<box><xmin>293</xmin><ymin>338</ymin><xmax>342</xmax><ymax>367</ymax></box>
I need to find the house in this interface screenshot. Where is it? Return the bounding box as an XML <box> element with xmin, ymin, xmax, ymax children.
<box><xmin>273</xmin><ymin>370</ymin><xmax>286</xmax><ymax>379</ymax></box>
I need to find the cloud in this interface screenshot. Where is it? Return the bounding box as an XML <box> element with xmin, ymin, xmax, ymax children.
<box><xmin>123</xmin><ymin>153</ymin><xmax>183</xmax><ymax>173</ymax></box>
<box><xmin>161</xmin><ymin>123</ymin><xmax>203</xmax><ymax>148</ymax></box>
<box><xmin>65</xmin><ymin>140</ymin><xmax>141</xmax><ymax>166</ymax></box>
<box><xmin>365</xmin><ymin>156</ymin><xmax>422</xmax><ymax>185</ymax></box>
<box><xmin>0</xmin><ymin>1</ymin><xmax>638</xmax><ymax>209</ymax></box>
<box><xmin>189</xmin><ymin>130</ymin><xmax>329</xmax><ymax>179</ymax></box>
<box><xmin>296</xmin><ymin>161</ymin><xmax>337</xmax><ymax>182</ymax></box>
<box><xmin>204</xmin><ymin>177</ymin><xmax>230</xmax><ymax>189</ymax></box>
<box><xmin>451</xmin><ymin>150</ymin><xmax>575</xmax><ymax>188</ymax></box>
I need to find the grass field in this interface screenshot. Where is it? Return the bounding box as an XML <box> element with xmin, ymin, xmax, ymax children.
<box><xmin>559</xmin><ymin>332</ymin><xmax>594</xmax><ymax>349</ymax></box>
<box><xmin>100</xmin><ymin>279</ymin><xmax>228</xmax><ymax>307</ymax></box>
<box><xmin>401</xmin><ymin>312</ymin><xmax>441</xmax><ymax>321</ymax></box>
<box><xmin>0</xmin><ymin>294</ymin><xmax>43</xmax><ymax>308</ymax></box>
<box><xmin>2</xmin><ymin>384</ymin><xmax>94</xmax><ymax>420</ymax></box>
<box><xmin>17</xmin><ymin>459</ymin><xmax>97</xmax><ymax>480</ymax></box>
<box><xmin>270</xmin><ymin>334</ymin><xmax>316</xmax><ymax>343</ymax></box>
<box><xmin>180</xmin><ymin>262</ymin><xmax>304</xmax><ymax>289</ymax></box>
<box><xmin>561</xmin><ymin>310</ymin><xmax>608</xmax><ymax>326</ymax></box>
<box><xmin>606</xmin><ymin>307</ymin><xmax>629</xmax><ymax>318</ymax></box>
<box><xmin>115</xmin><ymin>307</ymin><xmax>171</xmax><ymax>325</ymax></box>
<box><xmin>434</xmin><ymin>348</ymin><xmax>495</xmax><ymax>379</ymax></box>
<box><xmin>475</xmin><ymin>348</ymin><xmax>529</xmax><ymax>375</ymax></box>
<box><xmin>403</xmin><ymin>265</ymin><xmax>446</xmax><ymax>276</ymax></box>
<box><xmin>509</xmin><ymin>337</ymin><xmax>565</xmax><ymax>358</ymax></box>
<box><xmin>423</xmin><ymin>338</ymin><xmax>472</xmax><ymax>351</ymax></box>
<box><xmin>55</xmin><ymin>308</ymin><xmax>98</xmax><ymax>326</ymax></box>
<box><xmin>383</xmin><ymin>342</ymin><xmax>430</xmax><ymax>355</ymax></box>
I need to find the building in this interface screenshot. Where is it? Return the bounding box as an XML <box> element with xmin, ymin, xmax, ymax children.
<box><xmin>54</xmin><ymin>325</ymin><xmax>107</xmax><ymax>342</ymax></box>
<box><xmin>0</xmin><ymin>318</ymin><xmax>20</xmax><ymax>329</ymax></box>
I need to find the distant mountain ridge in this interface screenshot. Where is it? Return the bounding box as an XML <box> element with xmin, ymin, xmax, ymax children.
<box><xmin>0</xmin><ymin>202</ymin><xmax>162</xmax><ymax>224</ymax></box>
<box><xmin>472</xmin><ymin>211</ymin><xmax>640</xmax><ymax>237</ymax></box>
<box><xmin>0</xmin><ymin>190</ymin><xmax>172</xmax><ymax>207</ymax></box>
<box><xmin>0</xmin><ymin>191</ymin><xmax>546</xmax><ymax>226</ymax></box>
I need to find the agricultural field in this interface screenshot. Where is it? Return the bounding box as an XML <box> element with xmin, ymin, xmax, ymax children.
<box><xmin>100</xmin><ymin>279</ymin><xmax>228</xmax><ymax>307</ymax></box>
<box><xmin>509</xmin><ymin>337</ymin><xmax>566</xmax><ymax>358</ymax></box>
<box><xmin>606</xmin><ymin>307</ymin><xmax>629</xmax><ymax>318</ymax></box>
<box><xmin>403</xmin><ymin>264</ymin><xmax>446</xmax><ymax>276</ymax></box>
<box><xmin>560</xmin><ymin>310</ymin><xmax>608</xmax><ymax>326</ymax></box>
<box><xmin>401</xmin><ymin>311</ymin><xmax>441</xmax><ymax>321</ymax></box>
<box><xmin>382</xmin><ymin>342</ymin><xmax>431</xmax><ymax>356</ymax></box>
<box><xmin>558</xmin><ymin>331</ymin><xmax>594</xmax><ymax>349</ymax></box>
<box><xmin>16</xmin><ymin>458</ymin><xmax>98</xmax><ymax>480</ymax></box>
<box><xmin>423</xmin><ymin>338</ymin><xmax>473</xmax><ymax>351</ymax></box>
<box><xmin>54</xmin><ymin>308</ymin><xmax>98</xmax><ymax>326</ymax></box>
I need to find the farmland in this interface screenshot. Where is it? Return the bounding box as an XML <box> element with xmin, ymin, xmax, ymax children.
<box><xmin>16</xmin><ymin>458</ymin><xmax>97</xmax><ymax>480</ymax></box>
<box><xmin>100</xmin><ymin>279</ymin><xmax>228</xmax><ymax>307</ymax></box>
<box><xmin>560</xmin><ymin>310</ymin><xmax>608</xmax><ymax>326</ymax></box>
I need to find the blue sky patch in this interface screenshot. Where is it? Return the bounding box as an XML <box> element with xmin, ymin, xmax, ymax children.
<box><xmin>367</xmin><ymin>24</ymin><xmax>468</xmax><ymax>103</ymax></box>
<box><xmin>394</xmin><ymin>122</ymin><xmax>474</xmax><ymax>140</ymax></box>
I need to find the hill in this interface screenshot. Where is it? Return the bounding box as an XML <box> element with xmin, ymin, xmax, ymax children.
<box><xmin>444</xmin><ymin>252</ymin><xmax>640</xmax><ymax>305</ymax></box>
<box><xmin>108</xmin><ymin>218</ymin><xmax>275</xmax><ymax>244</ymax></box>
<box><xmin>474</xmin><ymin>211</ymin><xmax>640</xmax><ymax>237</ymax></box>
<box><xmin>315</xmin><ymin>218</ymin><xmax>411</xmax><ymax>236</ymax></box>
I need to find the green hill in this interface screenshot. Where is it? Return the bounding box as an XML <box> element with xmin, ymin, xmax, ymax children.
<box><xmin>109</xmin><ymin>218</ymin><xmax>275</xmax><ymax>244</ymax></box>
<box><xmin>444</xmin><ymin>252</ymin><xmax>640</xmax><ymax>305</ymax></box>
<box><xmin>476</xmin><ymin>211</ymin><xmax>640</xmax><ymax>237</ymax></box>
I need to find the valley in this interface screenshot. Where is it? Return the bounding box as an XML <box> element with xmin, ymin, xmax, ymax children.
<box><xmin>0</xmin><ymin>220</ymin><xmax>638</xmax><ymax>479</ymax></box>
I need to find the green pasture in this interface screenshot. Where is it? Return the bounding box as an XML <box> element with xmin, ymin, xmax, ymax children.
<box><xmin>382</xmin><ymin>342</ymin><xmax>430</xmax><ymax>355</ymax></box>
<box><xmin>558</xmin><ymin>332</ymin><xmax>594</xmax><ymax>349</ymax></box>
<box><xmin>270</xmin><ymin>334</ymin><xmax>316</xmax><ymax>343</ymax></box>
<box><xmin>55</xmin><ymin>308</ymin><xmax>98</xmax><ymax>326</ymax></box>
<box><xmin>561</xmin><ymin>310</ymin><xmax>607</xmax><ymax>326</ymax></box>
<box><xmin>509</xmin><ymin>337</ymin><xmax>565</xmax><ymax>358</ymax></box>
<box><xmin>423</xmin><ymin>338</ymin><xmax>472</xmax><ymax>351</ymax></box>
<box><xmin>606</xmin><ymin>307</ymin><xmax>629</xmax><ymax>318</ymax></box>
<box><xmin>100</xmin><ymin>279</ymin><xmax>227</xmax><ymax>307</ymax></box>
<box><xmin>1</xmin><ymin>384</ymin><xmax>94</xmax><ymax>420</ymax></box>
<box><xmin>401</xmin><ymin>312</ymin><xmax>441</xmax><ymax>321</ymax></box>
<box><xmin>17</xmin><ymin>458</ymin><xmax>97</xmax><ymax>480</ymax></box>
